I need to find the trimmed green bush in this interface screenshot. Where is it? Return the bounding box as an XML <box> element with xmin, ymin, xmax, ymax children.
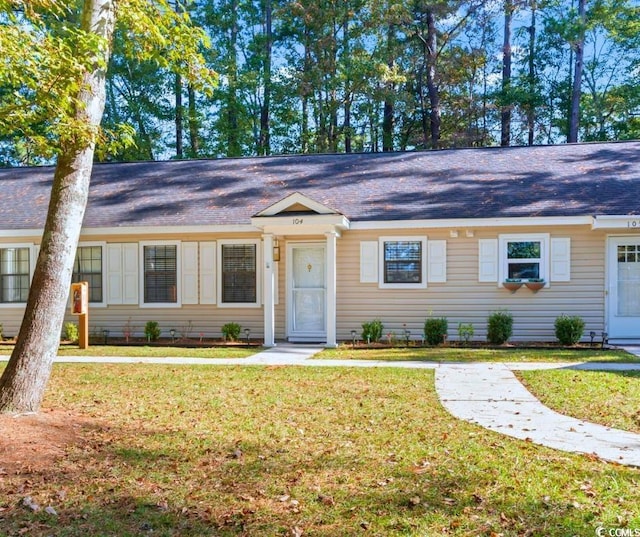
<box><xmin>362</xmin><ymin>319</ymin><xmax>383</xmax><ymax>343</ymax></box>
<box><xmin>554</xmin><ymin>315</ymin><xmax>585</xmax><ymax>345</ymax></box>
<box><xmin>144</xmin><ymin>321</ymin><xmax>161</xmax><ymax>342</ymax></box>
<box><xmin>458</xmin><ymin>322</ymin><xmax>474</xmax><ymax>344</ymax></box>
<box><xmin>424</xmin><ymin>317</ymin><xmax>448</xmax><ymax>346</ymax></box>
<box><xmin>222</xmin><ymin>322</ymin><xmax>242</xmax><ymax>341</ymax></box>
<box><xmin>63</xmin><ymin>322</ymin><xmax>79</xmax><ymax>343</ymax></box>
<box><xmin>487</xmin><ymin>310</ymin><xmax>513</xmax><ymax>345</ymax></box>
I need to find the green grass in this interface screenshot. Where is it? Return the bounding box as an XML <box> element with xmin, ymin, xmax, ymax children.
<box><xmin>316</xmin><ymin>345</ymin><xmax>637</xmax><ymax>363</ymax></box>
<box><xmin>1</xmin><ymin>364</ymin><xmax>639</xmax><ymax>536</ymax></box>
<box><xmin>518</xmin><ymin>369</ymin><xmax>640</xmax><ymax>433</ymax></box>
<box><xmin>0</xmin><ymin>344</ymin><xmax>261</xmax><ymax>359</ymax></box>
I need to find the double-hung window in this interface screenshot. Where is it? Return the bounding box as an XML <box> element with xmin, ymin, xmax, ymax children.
<box><xmin>499</xmin><ymin>234</ymin><xmax>549</xmax><ymax>283</ymax></box>
<box><xmin>0</xmin><ymin>247</ymin><xmax>30</xmax><ymax>303</ymax></box>
<box><xmin>218</xmin><ymin>240</ymin><xmax>260</xmax><ymax>306</ymax></box>
<box><xmin>143</xmin><ymin>244</ymin><xmax>178</xmax><ymax>304</ymax></box>
<box><xmin>379</xmin><ymin>237</ymin><xmax>427</xmax><ymax>289</ymax></box>
<box><xmin>72</xmin><ymin>245</ymin><xmax>104</xmax><ymax>303</ymax></box>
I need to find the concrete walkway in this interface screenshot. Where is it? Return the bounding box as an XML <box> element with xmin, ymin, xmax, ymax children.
<box><xmin>435</xmin><ymin>362</ymin><xmax>640</xmax><ymax>467</ymax></box>
<box><xmin>2</xmin><ymin>345</ymin><xmax>640</xmax><ymax>466</ymax></box>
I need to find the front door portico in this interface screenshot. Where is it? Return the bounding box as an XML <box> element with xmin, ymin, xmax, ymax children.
<box><xmin>251</xmin><ymin>193</ymin><xmax>349</xmax><ymax>347</ymax></box>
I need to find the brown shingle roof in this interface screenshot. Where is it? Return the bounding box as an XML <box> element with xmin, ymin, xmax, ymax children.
<box><xmin>1</xmin><ymin>141</ymin><xmax>639</xmax><ymax>230</ymax></box>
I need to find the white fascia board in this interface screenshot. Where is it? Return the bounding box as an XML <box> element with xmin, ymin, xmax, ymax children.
<box><xmin>0</xmin><ymin>229</ymin><xmax>44</xmax><ymax>239</ymax></box>
<box><xmin>79</xmin><ymin>224</ymin><xmax>260</xmax><ymax>236</ymax></box>
<box><xmin>592</xmin><ymin>215</ymin><xmax>640</xmax><ymax>230</ymax></box>
<box><xmin>350</xmin><ymin>215</ymin><xmax>593</xmax><ymax>230</ymax></box>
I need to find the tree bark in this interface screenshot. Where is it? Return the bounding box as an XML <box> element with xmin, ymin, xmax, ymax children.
<box><xmin>568</xmin><ymin>0</ymin><xmax>586</xmax><ymax>143</ymax></box>
<box><xmin>259</xmin><ymin>0</ymin><xmax>272</xmax><ymax>156</ymax></box>
<box><xmin>501</xmin><ymin>0</ymin><xmax>513</xmax><ymax>147</ymax></box>
<box><xmin>175</xmin><ymin>73</ymin><xmax>184</xmax><ymax>158</ymax></box>
<box><xmin>527</xmin><ymin>1</ymin><xmax>536</xmax><ymax>146</ymax></box>
<box><xmin>425</xmin><ymin>9</ymin><xmax>440</xmax><ymax>149</ymax></box>
<box><xmin>187</xmin><ymin>83</ymin><xmax>199</xmax><ymax>156</ymax></box>
<box><xmin>0</xmin><ymin>0</ymin><xmax>116</xmax><ymax>414</ymax></box>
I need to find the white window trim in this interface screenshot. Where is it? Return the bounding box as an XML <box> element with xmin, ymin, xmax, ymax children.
<box><xmin>139</xmin><ymin>241</ymin><xmax>182</xmax><ymax>308</ymax></box>
<box><xmin>498</xmin><ymin>233</ymin><xmax>550</xmax><ymax>286</ymax></box>
<box><xmin>217</xmin><ymin>239</ymin><xmax>262</xmax><ymax>308</ymax></box>
<box><xmin>74</xmin><ymin>241</ymin><xmax>107</xmax><ymax>307</ymax></box>
<box><xmin>378</xmin><ymin>236</ymin><xmax>427</xmax><ymax>289</ymax></box>
<box><xmin>0</xmin><ymin>243</ymin><xmax>35</xmax><ymax>307</ymax></box>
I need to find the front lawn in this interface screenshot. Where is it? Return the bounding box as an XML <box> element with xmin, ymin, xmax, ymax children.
<box><xmin>518</xmin><ymin>369</ymin><xmax>640</xmax><ymax>433</ymax></box>
<box><xmin>316</xmin><ymin>345</ymin><xmax>637</xmax><ymax>363</ymax></box>
<box><xmin>0</xmin><ymin>364</ymin><xmax>638</xmax><ymax>536</ymax></box>
<box><xmin>0</xmin><ymin>344</ymin><xmax>261</xmax><ymax>359</ymax></box>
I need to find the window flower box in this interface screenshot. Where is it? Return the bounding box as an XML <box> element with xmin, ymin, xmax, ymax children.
<box><xmin>524</xmin><ymin>279</ymin><xmax>545</xmax><ymax>292</ymax></box>
<box><xmin>503</xmin><ymin>279</ymin><xmax>523</xmax><ymax>292</ymax></box>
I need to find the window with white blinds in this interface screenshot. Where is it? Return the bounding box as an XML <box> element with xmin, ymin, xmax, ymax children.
<box><xmin>221</xmin><ymin>244</ymin><xmax>256</xmax><ymax>303</ymax></box>
<box><xmin>0</xmin><ymin>247</ymin><xmax>29</xmax><ymax>303</ymax></box>
<box><xmin>73</xmin><ymin>246</ymin><xmax>103</xmax><ymax>303</ymax></box>
<box><xmin>144</xmin><ymin>245</ymin><xmax>177</xmax><ymax>303</ymax></box>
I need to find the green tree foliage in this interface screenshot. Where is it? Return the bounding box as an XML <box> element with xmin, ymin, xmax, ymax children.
<box><xmin>1</xmin><ymin>0</ymin><xmax>638</xmax><ymax>161</ymax></box>
<box><xmin>0</xmin><ymin>0</ymin><xmax>214</xmax><ymax>413</ymax></box>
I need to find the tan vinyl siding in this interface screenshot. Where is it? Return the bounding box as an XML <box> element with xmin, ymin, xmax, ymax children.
<box><xmin>336</xmin><ymin>226</ymin><xmax>607</xmax><ymax>343</ymax></box>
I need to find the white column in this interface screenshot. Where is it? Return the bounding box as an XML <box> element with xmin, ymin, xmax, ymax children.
<box><xmin>325</xmin><ymin>231</ymin><xmax>338</xmax><ymax>347</ymax></box>
<box><xmin>262</xmin><ymin>234</ymin><xmax>276</xmax><ymax>347</ymax></box>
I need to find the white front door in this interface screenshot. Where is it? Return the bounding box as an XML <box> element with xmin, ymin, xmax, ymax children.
<box><xmin>288</xmin><ymin>243</ymin><xmax>326</xmax><ymax>342</ymax></box>
<box><xmin>608</xmin><ymin>237</ymin><xmax>640</xmax><ymax>340</ymax></box>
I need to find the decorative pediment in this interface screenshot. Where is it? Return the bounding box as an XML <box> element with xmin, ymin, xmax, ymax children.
<box><xmin>254</xmin><ymin>192</ymin><xmax>338</xmax><ymax>217</ymax></box>
<box><xmin>251</xmin><ymin>192</ymin><xmax>349</xmax><ymax>235</ymax></box>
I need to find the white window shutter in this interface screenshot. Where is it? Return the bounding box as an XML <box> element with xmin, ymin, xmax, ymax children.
<box><xmin>106</xmin><ymin>244</ymin><xmax>123</xmax><ymax>304</ymax></box>
<box><xmin>427</xmin><ymin>240</ymin><xmax>447</xmax><ymax>283</ymax></box>
<box><xmin>199</xmin><ymin>241</ymin><xmax>216</xmax><ymax>304</ymax></box>
<box><xmin>122</xmin><ymin>243</ymin><xmax>139</xmax><ymax>304</ymax></box>
<box><xmin>31</xmin><ymin>245</ymin><xmax>40</xmax><ymax>280</ymax></box>
<box><xmin>550</xmin><ymin>238</ymin><xmax>571</xmax><ymax>282</ymax></box>
<box><xmin>478</xmin><ymin>239</ymin><xmax>498</xmax><ymax>282</ymax></box>
<box><xmin>182</xmin><ymin>242</ymin><xmax>199</xmax><ymax>304</ymax></box>
<box><xmin>360</xmin><ymin>241</ymin><xmax>378</xmax><ymax>283</ymax></box>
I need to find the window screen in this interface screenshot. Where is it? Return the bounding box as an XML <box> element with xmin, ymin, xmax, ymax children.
<box><xmin>73</xmin><ymin>246</ymin><xmax>103</xmax><ymax>303</ymax></box>
<box><xmin>144</xmin><ymin>245</ymin><xmax>177</xmax><ymax>303</ymax></box>
<box><xmin>383</xmin><ymin>241</ymin><xmax>422</xmax><ymax>284</ymax></box>
<box><xmin>0</xmin><ymin>248</ymin><xmax>29</xmax><ymax>303</ymax></box>
<box><xmin>222</xmin><ymin>244</ymin><xmax>257</xmax><ymax>303</ymax></box>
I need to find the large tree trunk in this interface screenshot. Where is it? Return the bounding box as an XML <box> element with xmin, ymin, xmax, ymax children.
<box><xmin>175</xmin><ymin>73</ymin><xmax>184</xmax><ymax>158</ymax></box>
<box><xmin>259</xmin><ymin>0</ymin><xmax>272</xmax><ymax>156</ymax></box>
<box><xmin>527</xmin><ymin>1</ymin><xmax>536</xmax><ymax>146</ymax></box>
<box><xmin>501</xmin><ymin>0</ymin><xmax>513</xmax><ymax>147</ymax></box>
<box><xmin>568</xmin><ymin>0</ymin><xmax>586</xmax><ymax>143</ymax></box>
<box><xmin>425</xmin><ymin>9</ymin><xmax>440</xmax><ymax>149</ymax></box>
<box><xmin>0</xmin><ymin>0</ymin><xmax>116</xmax><ymax>414</ymax></box>
<box><xmin>187</xmin><ymin>84</ymin><xmax>199</xmax><ymax>156</ymax></box>
<box><xmin>500</xmin><ymin>0</ymin><xmax>513</xmax><ymax>146</ymax></box>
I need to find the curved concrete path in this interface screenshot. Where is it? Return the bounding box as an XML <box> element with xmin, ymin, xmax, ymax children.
<box><xmin>435</xmin><ymin>362</ymin><xmax>640</xmax><ymax>467</ymax></box>
<box><xmin>2</xmin><ymin>346</ymin><xmax>640</xmax><ymax>466</ymax></box>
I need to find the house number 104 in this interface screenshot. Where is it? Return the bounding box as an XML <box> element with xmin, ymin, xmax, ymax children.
<box><xmin>628</xmin><ymin>220</ymin><xmax>640</xmax><ymax>228</ymax></box>
<box><xmin>293</xmin><ymin>218</ymin><xmax>304</xmax><ymax>224</ymax></box>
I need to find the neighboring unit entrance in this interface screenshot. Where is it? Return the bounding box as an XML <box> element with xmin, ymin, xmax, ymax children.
<box><xmin>287</xmin><ymin>243</ymin><xmax>326</xmax><ymax>342</ymax></box>
<box><xmin>608</xmin><ymin>237</ymin><xmax>640</xmax><ymax>340</ymax></box>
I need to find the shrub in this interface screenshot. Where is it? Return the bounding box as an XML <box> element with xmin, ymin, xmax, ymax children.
<box><xmin>362</xmin><ymin>319</ymin><xmax>383</xmax><ymax>343</ymax></box>
<box><xmin>222</xmin><ymin>322</ymin><xmax>242</xmax><ymax>341</ymax></box>
<box><xmin>144</xmin><ymin>321</ymin><xmax>161</xmax><ymax>342</ymax></box>
<box><xmin>63</xmin><ymin>322</ymin><xmax>79</xmax><ymax>343</ymax></box>
<box><xmin>424</xmin><ymin>317</ymin><xmax>448</xmax><ymax>346</ymax></box>
<box><xmin>458</xmin><ymin>322</ymin><xmax>474</xmax><ymax>344</ymax></box>
<box><xmin>555</xmin><ymin>315</ymin><xmax>585</xmax><ymax>345</ymax></box>
<box><xmin>487</xmin><ymin>310</ymin><xmax>513</xmax><ymax>345</ymax></box>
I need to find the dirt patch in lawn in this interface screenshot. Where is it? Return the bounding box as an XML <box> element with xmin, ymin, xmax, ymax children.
<box><xmin>0</xmin><ymin>409</ymin><xmax>91</xmax><ymax>475</ymax></box>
